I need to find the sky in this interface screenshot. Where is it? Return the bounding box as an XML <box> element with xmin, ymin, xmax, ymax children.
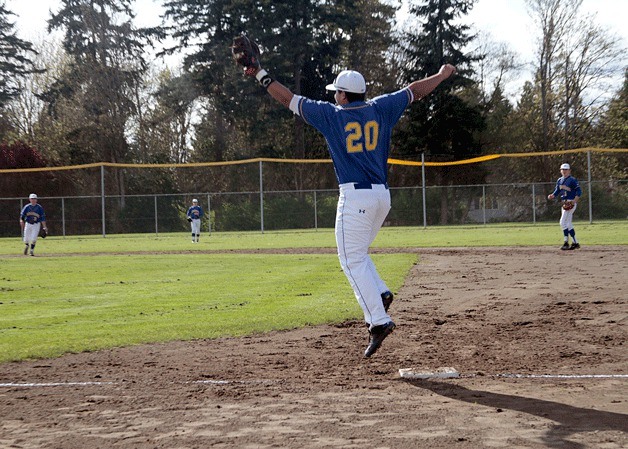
<box><xmin>4</xmin><ymin>0</ymin><xmax>628</xmax><ymax>98</ymax></box>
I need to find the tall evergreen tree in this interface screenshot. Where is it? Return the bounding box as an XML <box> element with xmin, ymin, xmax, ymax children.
<box><xmin>41</xmin><ymin>0</ymin><xmax>159</xmax><ymax>200</ymax></box>
<box><xmin>162</xmin><ymin>0</ymin><xmax>396</xmax><ymax>163</ymax></box>
<box><xmin>396</xmin><ymin>0</ymin><xmax>482</xmax><ymax>159</ymax></box>
<box><xmin>0</xmin><ymin>2</ymin><xmax>41</xmax><ymax>138</ymax></box>
<box><xmin>395</xmin><ymin>0</ymin><xmax>484</xmax><ymax>224</ymax></box>
<box><xmin>162</xmin><ymin>0</ymin><xmax>269</xmax><ymax>162</ymax></box>
<box><xmin>340</xmin><ymin>0</ymin><xmax>400</xmax><ymax>95</ymax></box>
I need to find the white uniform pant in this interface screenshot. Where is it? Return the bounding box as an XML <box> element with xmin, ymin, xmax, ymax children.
<box><xmin>23</xmin><ymin>222</ymin><xmax>41</xmax><ymax>244</ymax></box>
<box><xmin>560</xmin><ymin>203</ymin><xmax>577</xmax><ymax>230</ymax></box>
<box><xmin>190</xmin><ymin>219</ymin><xmax>201</xmax><ymax>236</ymax></box>
<box><xmin>335</xmin><ymin>184</ymin><xmax>391</xmax><ymax>328</ymax></box>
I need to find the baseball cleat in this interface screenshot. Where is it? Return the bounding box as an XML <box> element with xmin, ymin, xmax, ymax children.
<box><xmin>381</xmin><ymin>291</ymin><xmax>394</xmax><ymax>312</ymax></box>
<box><xmin>364</xmin><ymin>321</ymin><xmax>395</xmax><ymax>358</ymax></box>
<box><xmin>560</xmin><ymin>242</ymin><xmax>570</xmax><ymax>250</ymax></box>
<box><xmin>23</xmin><ymin>245</ymin><xmax>28</xmax><ymax>255</ymax></box>
<box><xmin>569</xmin><ymin>242</ymin><xmax>580</xmax><ymax>250</ymax></box>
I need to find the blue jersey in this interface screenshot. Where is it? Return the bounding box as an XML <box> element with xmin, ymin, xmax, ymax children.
<box><xmin>551</xmin><ymin>175</ymin><xmax>582</xmax><ymax>201</ymax></box>
<box><xmin>20</xmin><ymin>204</ymin><xmax>46</xmax><ymax>224</ymax></box>
<box><xmin>295</xmin><ymin>88</ymin><xmax>412</xmax><ymax>185</ymax></box>
<box><xmin>187</xmin><ymin>205</ymin><xmax>203</xmax><ymax>219</ymax></box>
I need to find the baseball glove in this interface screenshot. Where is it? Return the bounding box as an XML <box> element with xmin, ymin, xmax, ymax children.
<box><xmin>187</xmin><ymin>217</ymin><xmax>193</xmax><ymax>222</ymax></box>
<box><xmin>40</xmin><ymin>227</ymin><xmax>47</xmax><ymax>238</ymax></box>
<box><xmin>232</xmin><ymin>33</ymin><xmax>261</xmax><ymax>76</ymax></box>
<box><xmin>562</xmin><ymin>201</ymin><xmax>575</xmax><ymax>211</ymax></box>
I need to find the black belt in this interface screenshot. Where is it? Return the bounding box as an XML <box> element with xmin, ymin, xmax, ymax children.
<box><xmin>354</xmin><ymin>182</ymin><xmax>389</xmax><ymax>189</ymax></box>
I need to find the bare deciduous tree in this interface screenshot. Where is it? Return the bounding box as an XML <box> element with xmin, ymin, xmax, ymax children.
<box><xmin>526</xmin><ymin>0</ymin><xmax>624</xmax><ymax>150</ymax></box>
<box><xmin>558</xmin><ymin>16</ymin><xmax>625</xmax><ymax>149</ymax></box>
<box><xmin>6</xmin><ymin>35</ymin><xmax>68</xmax><ymax>145</ymax></box>
<box><xmin>526</xmin><ymin>0</ymin><xmax>582</xmax><ymax>150</ymax></box>
<box><xmin>471</xmin><ymin>32</ymin><xmax>523</xmax><ymax>105</ymax></box>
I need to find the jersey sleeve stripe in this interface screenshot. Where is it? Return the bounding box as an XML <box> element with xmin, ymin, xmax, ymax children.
<box><xmin>405</xmin><ymin>87</ymin><xmax>413</xmax><ymax>104</ymax></box>
<box><xmin>298</xmin><ymin>98</ymin><xmax>312</xmax><ymax>125</ymax></box>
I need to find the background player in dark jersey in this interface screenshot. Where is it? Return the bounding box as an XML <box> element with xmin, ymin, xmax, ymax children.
<box><xmin>187</xmin><ymin>199</ymin><xmax>204</xmax><ymax>243</ymax></box>
<box><xmin>239</xmin><ymin>41</ymin><xmax>455</xmax><ymax>357</ymax></box>
<box><xmin>20</xmin><ymin>193</ymin><xmax>47</xmax><ymax>256</ymax></box>
<box><xmin>548</xmin><ymin>163</ymin><xmax>582</xmax><ymax>250</ymax></box>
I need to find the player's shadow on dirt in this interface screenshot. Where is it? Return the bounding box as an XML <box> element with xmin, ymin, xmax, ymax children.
<box><xmin>407</xmin><ymin>379</ymin><xmax>627</xmax><ymax>449</ymax></box>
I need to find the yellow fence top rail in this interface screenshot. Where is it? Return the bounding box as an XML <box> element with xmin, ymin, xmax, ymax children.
<box><xmin>1</xmin><ymin>148</ymin><xmax>626</xmax><ymax>173</ymax></box>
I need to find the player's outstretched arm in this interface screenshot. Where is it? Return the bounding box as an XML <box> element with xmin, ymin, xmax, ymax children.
<box><xmin>265</xmin><ymin>64</ymin><xmax>456</xmax><ymax>108</ymax></box>
<box><xmin>252</xmin><ymin>68</ymin><xmax>294</xmax><ymax>109</ymax></box>
<box><xmin>408</xmin><ymin>64</ymin><xmax>456</xmax><ymax>101</ymax></box>
<box><xmin>266</xmin><ymin>79</ymin><xmax>294</xmax><ymax>108</ymax></box>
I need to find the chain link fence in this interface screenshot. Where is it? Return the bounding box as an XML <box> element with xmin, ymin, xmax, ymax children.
<box><xmin>2</xmin><ymin>179</ymin><xmax>625</xmax><ymax>237</ymax></box>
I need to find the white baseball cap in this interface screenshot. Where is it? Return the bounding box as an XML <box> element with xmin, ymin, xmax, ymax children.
<box><xmin>325</xmin><ymin>70</ymin><xmax>366</xmax><ymax>94</ymax></box>
<box><xmin>29</xmin><ymin>193</ymin><xmax>38</xmax><ymax>199</ymax></box>
<box><xmin>560</xmin><ymin>163</ymin><xmax>570</xmax><ymax>170</ymax></box>
<box><xmin>192</xmin><ymin>199</ymin><xmax>198</xmax><ymax>203</ymax></box>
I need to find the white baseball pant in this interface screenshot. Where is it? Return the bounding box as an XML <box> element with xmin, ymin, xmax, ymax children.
<box><xmin>190</xmin><ymin>219</ymin><xmax>201</xmax><ymax>236</ymax></box>
<box><xmin>335</xmin><ymin>183</ymin><xmax>392</xmax><ymax>329</ymax></box>
<box><xmin>23</xmin><ymin>222</ymin><xmax>41</xmax><ymax>244</ymax></box>
<box><xmin>560</xmin><ymin>203</ymin><xmax>577</xmax><ymax>230</ymax></box>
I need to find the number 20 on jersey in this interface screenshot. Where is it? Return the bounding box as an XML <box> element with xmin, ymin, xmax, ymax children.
<box><xmin>345</xmin><ymin>121</ymin><xmax>379</xmax><ymax>153</ymax></box>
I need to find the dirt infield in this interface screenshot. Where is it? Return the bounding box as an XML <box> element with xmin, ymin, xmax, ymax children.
<box><xmin>1</xmin><ymin>246</ymin><xmax>626</xmax><ymax>448</ymax></box>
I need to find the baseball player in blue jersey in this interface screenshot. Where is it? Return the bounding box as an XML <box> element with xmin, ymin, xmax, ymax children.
<box><xmin>234</xmin><ymin>36</ymin><xmax>456</xmax><ymax>357</ymax></box>
<box><xmin>187</xmin><ymin>199</ymin><xmax>204</xmax><ymax>243</ymax></box>
<box><xmin>548</xmin><ymin>163</ymin><xmax>582</xmax><ymax>250</ymax></box>
<box><xmin>20</xmin><ymin>193</ymin><xmax>47</xmax><ymax>256</ymax></box>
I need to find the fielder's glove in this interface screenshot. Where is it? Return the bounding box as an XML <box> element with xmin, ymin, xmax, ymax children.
<box><xmin>40</xmin><ymin>227</ymin><xmax>48</xmax><ymax>238</ymax></box>
<box><xmin>187</xmin><ymin>217</ymin><xmax>193</xmax><ymax>222</ymax></box>
<box><xmin>562</xmin><ymin>200</ymin><xmax>575</xmax><ymax>211</ymax></box>
<box><xmin>232</xmin><ymin>33</ymin><xmax>261</xmax><ymax>76</ymax></box>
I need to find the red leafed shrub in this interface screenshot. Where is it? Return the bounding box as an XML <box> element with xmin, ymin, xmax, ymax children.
<box><xmin>0</xmin><ymin>141</ymin><xmax>47</xmax><ymax>169</ymax></box>
<box><xmin>0</xmin><ymin>141</ymin><xmax>53</xmax><ymax>202</ymax></box>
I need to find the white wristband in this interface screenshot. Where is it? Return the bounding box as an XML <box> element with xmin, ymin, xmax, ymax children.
<box><xmin>255</xmin><ymin>69</ymin><xmax>273</xmax><ymax>88</ymax></box>
<box><xmin>255</xmin><ymin>69</ymin><xmax>268</xmax><ymax>81</ymax></box>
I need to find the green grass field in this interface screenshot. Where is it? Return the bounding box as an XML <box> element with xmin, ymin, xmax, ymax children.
<box><xmin>1</xmin><ymin>221</ymin><xmax>626</xmax><ymax>363</ymax></box>
<box><xmin>1</xmin><ymin>220</ymin><xmax>626</xmax><ymax>255</ymax></box>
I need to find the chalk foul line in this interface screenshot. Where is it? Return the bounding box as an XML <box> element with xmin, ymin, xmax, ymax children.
<box><xmin>1</xmin><ymin>373</ymin><xmax>627</xmax><ymax>388</ymax></box>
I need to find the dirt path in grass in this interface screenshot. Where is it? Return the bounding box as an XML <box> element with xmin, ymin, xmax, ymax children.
<box><xmin>1</xmin><ymin>246</ymin><xmax>626</xmax><ymax>448</ymax></box>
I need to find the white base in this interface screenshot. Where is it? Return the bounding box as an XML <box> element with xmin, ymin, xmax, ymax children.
<box><xmin>399</xmin><ymin>367</ymin><xmax>460</xmax><ymax>379</ymax></box>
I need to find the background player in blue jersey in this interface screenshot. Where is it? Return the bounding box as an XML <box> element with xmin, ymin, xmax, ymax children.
<box><xmin>548</xmin><ymin>163</ymin><xmax>582</xmax><ymax>250</ymax></box>
<box><xmin>20</xmin><ymin>193</ymin><xmax>47</xmax><ymax>256</ymax></box>
<box><xmin>235</xmin><ymin>37</ymin><xmax>455</xmax><ymax>357</ymax></box>
<box><xmin>186</xmin><ymin>199</ymin><xmax>204</xmax><ymax>243</ymax></box>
